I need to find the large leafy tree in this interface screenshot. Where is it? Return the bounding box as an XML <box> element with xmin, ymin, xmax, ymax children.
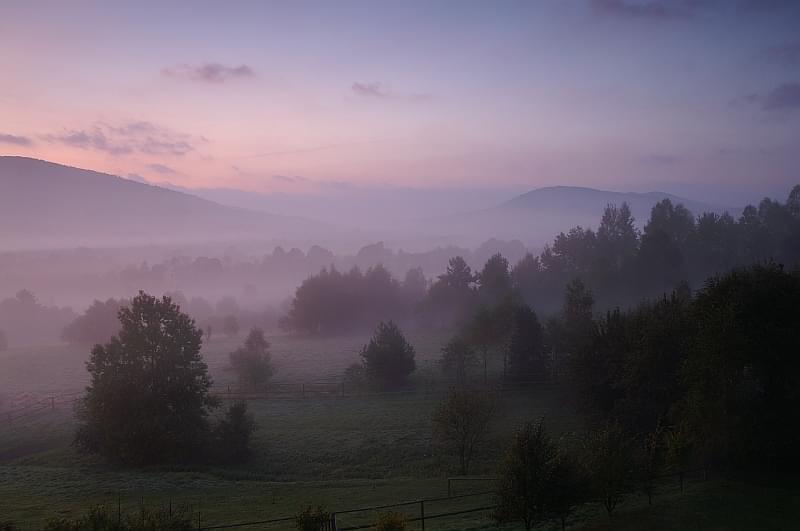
<box><xmin>75</xmin><ymin>291</ymin><xmax>218</xmax><ymax>465</ymax></box>
<box><xmin>360</xmin><ymin>321</ymin><xmax>416</xmax><ymax>389</ymax></box>
<box><xmin>681</xmin><ymin>263</ymin><xmax>800</xmax><ymax>478</ymax></box>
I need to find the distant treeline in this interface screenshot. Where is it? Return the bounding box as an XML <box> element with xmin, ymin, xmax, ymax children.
<box><xmin>281</xmin><ymin>186</ymin><xmax>800</xmax><ymax>333</ymax></box>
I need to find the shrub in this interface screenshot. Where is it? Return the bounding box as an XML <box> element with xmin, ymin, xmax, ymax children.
<box><xmin>211</xmin><ymin>402</ymin><xmax>257</xmax><ymax>464</ymax></box>
<box><xmin>293</xmin><ymin>505</ymin><xmax>330</xmax><ymax>531</ymax></box>
<box><xmin>229</xmin><ymin>328</ymin><xmax>275</xmax><ymax>391</ymax></box>
<box><xmin>372</xmin><ymin>512</ymin><xmax>406</xmax><ymax>531</ymax></box>
<box><xmin>42</xmin><ymin>505</ymin><xmax>192</xmax><ymax>531</ymax></box>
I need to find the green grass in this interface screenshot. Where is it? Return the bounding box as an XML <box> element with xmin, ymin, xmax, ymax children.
<box><xmin>2</xmin><ymin>332</ymin><xmax>798</xmax><ymax>530</ymax></box>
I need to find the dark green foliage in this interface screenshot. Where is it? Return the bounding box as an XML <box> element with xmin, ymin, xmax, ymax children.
<box><xmin>75</xmin><ymin>291</ymin><xmax>218</xmax><ymax>465</ymax></box>
<box><xmin>293</xmin><ymin>505</ymin><xmax>330</xmax><ymax>531</ymax></box>
<box><xmin>439</xmin><ymin>335</ymin><xmax>478</xmax><ymax>385</ymax></box>
<box><xmin>371</xmin><ymin>512</ymin><xmax>406</xmax><ymax>531</ymax></box>
<box><xmin>425</xmin><ymin>256</ymin><xmax>477</xmax><ymax>328</ymax></box>
<box><xmin>210</xmin><ymin>402</ymin><xmax>257</xmax><ymax>464</ymax></box>
<box><xmin>582</xmin><ymin>422</ymin><xmax>635</xmax><ymax>517</ymax></box>
<box><xmin>432</xmin><ymin>387</ymin><xmax>496</xmax><ymax>475</ymax></box>
<box><xmin>360</xmin><ymin>321</ymin><xmax>416</xmax><ymax>389</ymax></box>
<box><xmin>495</xmin><ymin>419</ymin><xmax>566</xmax><ymax>531</ymax></box>
<box><xmin>42</xmin><ymin>505</ymin><xmax>192</xmax><ymax>531</ymax></box>
<box><xmin>281</xmin><ymin>264</ymin><xmax>420</xmax><ymax>334</ymax></box>
<box><xmin>506</xmin><ymin>306</ymin><xmax>547</xmax><ymax>381</ymax></box>
<box><xmin>229</xmin><ymin>328</ymin><xmax>275</xmax><ymax>391</ymax></box>
<box><xmin>61</xmin><ymin>298</ymin><xmax>127</xmax><ymax>345</ymax></box>
<box><xmin>681</xmin><ymin>263</ymin><xmax>800</xmax><ymax>478</ymax></box>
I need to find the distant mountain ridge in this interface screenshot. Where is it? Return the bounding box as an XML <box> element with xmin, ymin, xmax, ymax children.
<box><xmin>0</xmin><ymin>157</ymin><xmax>322</xmax><ymax>250</ymax></box>
<box><xmin>429</xmin><ymin>185</ymin><xmax>739</xmax><ymax>246</ymax></box>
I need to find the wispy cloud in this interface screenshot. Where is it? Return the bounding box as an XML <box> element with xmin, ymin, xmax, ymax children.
<box><xmin>0</xmin><ymin>133</ymin><xmax>33</xmax><ymax>146</ymax></box>
<box><xmin>146</xmin><ymin>163</ymin><xmax>178</xmax><ymax>175</ymax></box>
<box><xmin>762</xmin><ymin>42</ymin><xmax>800</xmax><ymax>68</ymax></box>
<box><xmin>591</xmin><ymin>0</ymin><xmax>709</xmax><ymax>20</ymax></box>
<box><xmin>351</xmin><ymin>81</ymin><xmax>431</xmax><ymax>102</ymax></box>
<box><xmin>162</xmin><ymin>62</ymin><xmax>256</xmax><ymax>83</ymax></box>
<box><xmin>44</xmin><ymin>121</ymin><xmax>196</xmax><ymax>156</ymax></box>
<box><xmin>761</xmin><ymin>83</ymin><xmax>800</xmax><ymax>111</ymax></box>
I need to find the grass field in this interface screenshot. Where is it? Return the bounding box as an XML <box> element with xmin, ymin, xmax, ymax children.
<box><xmin>1</xmin><ymin>332</ymin><xmax>798</xmax><ymax>530</ymax></box>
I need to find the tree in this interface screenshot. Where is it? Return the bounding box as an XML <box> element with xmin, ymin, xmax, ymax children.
<box><xmin>229</xmin><ymin>328</ymin><xmax>275</xmax><ymax>391</ymax></box>
<box><xmin>426</xmin><ymin>256</ymin><xmax>476</xmax><ymax>328</ymax></box>
<box><xmin>432</xmin><ymin>388</ymin><xmax>496</xmax><ymax>475</ymax></box>
<box><xmin>637</xmin><ymin>424</ymin><xmax>664</xmax><ymax>505</ymax></box>
<box><xmin>597</xmin><ymin>202</ymin><xmax>638</xmax><ymax>271</ymax></box>
<box><xmin>665</xmin><ymin>423</ymin><xmax>692</xmax><ymax>493</ymax></box>
<box><xmin>372</xmin><ymin>512</ymin><xmax>406</xmax><ymax>531</ymax></box>
<box><xmin>546</xmin><ymin>450</ymin><xmax>587</xmax><ymax>531</ymax></box>
<box><xmin>439</xmin><ymin>335</ymin><xmax>478</xmax><ymax>386</ymax></box>
<box><xmin>681</xmin><ymin>264</ymin><xmax>800</xmax><ymax>479</ymax></box>
<box><xmin>293</xmin><ymin>506</ymin><xmax>330</xmax><ymax>531</ymax></box>
<box><xmin>581</xmin><ymin>422</ymin><xmax>634</xmax><ymax>517</ymax></box>
<box><xmin>506</xmin><ymin>306</ymin><xmax>547</xmax><ymax>382</ymax></box>
<box><xmin>494</xmin><ymin>419</ymin><xmax>556</xmax><ymax>531</ymax></box>
<box><xmin>477</xmin><ymin>253</ymin><xmax>513</xmax><ymax>306</ymax></box>
<box><xmin>61</xmin><ymin>298</ymin><xmax>126</xmax><ymax>345</ymax></box>
<box><xmin>360</xmin><ymin>321</ymin><xmax>416</xmax><ymax>389</ymax></box>
<box><xmin>75</xmin><ymin>291</ymin><xmax>218</xmax><ymax>465</ymax></box>
<box><xmin>223</xmin><ymin>314</ymin><xmax>240</xmax><ymax>338</ymax></box>
<box><xmin>210</xmin><ymin>402</ymin><xmax>256</xmax><ymax>464</ymax></box>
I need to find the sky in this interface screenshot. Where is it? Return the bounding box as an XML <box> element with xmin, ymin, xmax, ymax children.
<box><xmin>1</xmin><ymin>0</ymin><xmax>800</xmax><ymax>205</ymax></box>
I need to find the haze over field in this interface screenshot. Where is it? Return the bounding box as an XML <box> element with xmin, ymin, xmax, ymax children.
<box><xmin>2</xmin><ymin>2</ymin><xmax>800</xmax><ymax>530</ymax></box>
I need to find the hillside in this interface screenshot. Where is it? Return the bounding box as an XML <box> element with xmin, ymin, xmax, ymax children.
<box><xmin>431</xmin><ymin>186</ymin><xmax>738</xmax><ymax>246</ymax></box>
<box><xmin>0</xmin><ymin>157</ymin><xmax>321</xmax><ymax>250</ymax></box>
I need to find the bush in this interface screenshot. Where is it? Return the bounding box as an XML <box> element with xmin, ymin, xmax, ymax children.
<box><xmin>229</xmin><ymin>328</ymin><xmax>275</xmax><ymax>391</ymax></box>
<box><xmin>211</xmin><ymin>402</ymin><xmax>257</xmax><ymax>464</ymax></box>
<box><xmin>293</xmin><ymin>505</ymin><xmax>330</xmax><ymax>531</ymax></box>
<box><xmin>372</xmin><ymin>512</ymin><xmax>406</xmax><ymax>531</ymax></box>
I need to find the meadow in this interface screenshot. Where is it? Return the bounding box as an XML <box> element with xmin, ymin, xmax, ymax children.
<box><xmin>1</xmin><ymin>332</ymin><xmax>797</xmax><ymax>530</ymax></box>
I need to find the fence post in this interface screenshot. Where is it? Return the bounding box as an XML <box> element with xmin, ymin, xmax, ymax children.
<box><xmin>420</xmin><ymin>500</ymin><xmax>425</xmax><ymax>531</ymax></box>
<box><xmin>330</xmin><ymin>511</ymin><xmax>337</xmax><ymax>531</ymax></box>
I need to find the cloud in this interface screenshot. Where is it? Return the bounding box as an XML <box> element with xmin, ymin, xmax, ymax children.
<box><xmin>591</xmin><ymin>0</ymin><xmax>709</xmax><ymax>20</ymax></box>
<box><xmin>640</xmin><ymin>154</ymin><xmax>680</xmax><ymax>166</ymax></box>
<box><xmin>146</xmin><ymin>163</ymin><xmax>177</xmax><ymax>175</ymax></box>
<box><xmin>162</xmin><ymin>62</ymin><xmax>256</xmax><ymax>83</ymax></box>
<box><xmin>351</xmin><ymin>81</ymin><xmax>431</xmax><ymax>102</ymax></box>
<box><xmin>0</xmin><ymin>133</ymin><xmax>33</xmax><ymax>146</ymax></box>
<box><xmin>761</xmin><ymin>83</ymin><xmax>800</xmax><ymax>111</ymax></box>
<box><xmin>762</xmin><ymin>42</ymin><xmax>800</xmax><ymax>68</ymax></box>
<box><xmin>44</xmin><ymin>121</ymin><xmax>195</xmax><ymax>156</ymax></box>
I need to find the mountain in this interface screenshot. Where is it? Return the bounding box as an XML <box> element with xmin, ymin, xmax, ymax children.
<box><xmin>431</xmin><ymin>186</ymin><xmax>739</xmax><ymax>247</ymax></box>
<box><xmin>0</xmin><ymin>157</ymin><xmax>324</xmax><ymax>250</ymax></box>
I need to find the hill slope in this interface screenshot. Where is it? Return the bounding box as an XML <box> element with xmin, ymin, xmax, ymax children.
<box><xmin>432</xmin><ymin>186</ymin><xmax>738</xmax><ymax>246</ymax></box>
<box><xmin>0</xmin><ymin>157</ymin><xmax>321</xmax><ymax>249</ymax></box>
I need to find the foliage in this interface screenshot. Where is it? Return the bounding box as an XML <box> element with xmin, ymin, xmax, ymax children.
<box><xmin>425</xmin><ymin>256</ymin><xmax>476</xmax><ymax>328</ymax></box>
<box><xmin>681</xmin><ymin>263</ymin><xmax>800</xmax><ymax>479</ymax></box>
<box><xmin>210</xmin><ymin>402</ymin><xmax>257</xmax><ymax>464</ymax></box>
<box><xmin>42</xmin><ymin>505</ymin><xmax>192</xmax><ymax>531</ymax></box>
<box><xmin>371</xmin><ymin>512</ymin><xmax>406</xmax><ymax>531</ymax></box>
<box><xmin>229</xmin><ymin>328</ymin><xmax>275</xmax><ymax>391</ymax></box>
<box><xmin>506</xmin><ymin>305</ymin><xmax>547</xmax><ymax>381</ymax></box>
<box><xmin>281</xmin><ymin>265</ymin><xmax>422</xmax><ymax>334</ymax></box>
<box><xmin>494</xmin><ymin>419</ymin><xmax>556</xmax><ymax>531</ymax></box>
<box><xmin>61</xmin><ymin>298</ymin><xmax>127</xmax><ymax>345</ymax></box>
<box><xmin>439</xmin><ymin>335</ymin><xmax>478</xmax><ymax>385</ymax></box>
<box><xmin>360</xmin><ymin>321</ymin><xmax>416</xmax><ymax>389</ymax></box>
<box><xmin>581</xmin><ymin>422</ymin><xmax>635</xmax><ymax>516</ymax></box>
<box><xmin>432</xmin><ymin>387</ymin><xmax>497</xmax><ymax>475</ymax></box>
<box><xmin>75</xmin><ymin>291</ymin><xmax>219</xmax><ymax>465</ymax></box>
<box><xmin>293</xmin><ymin>505</ymin><xmax>330</xmax><ymax>531</ymax></box>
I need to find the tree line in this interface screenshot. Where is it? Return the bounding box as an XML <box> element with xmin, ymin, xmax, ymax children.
<box><xmin>282</xmin><ymin>186</ymin><xmax>800</xmax><ymax>333</ymax></box>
